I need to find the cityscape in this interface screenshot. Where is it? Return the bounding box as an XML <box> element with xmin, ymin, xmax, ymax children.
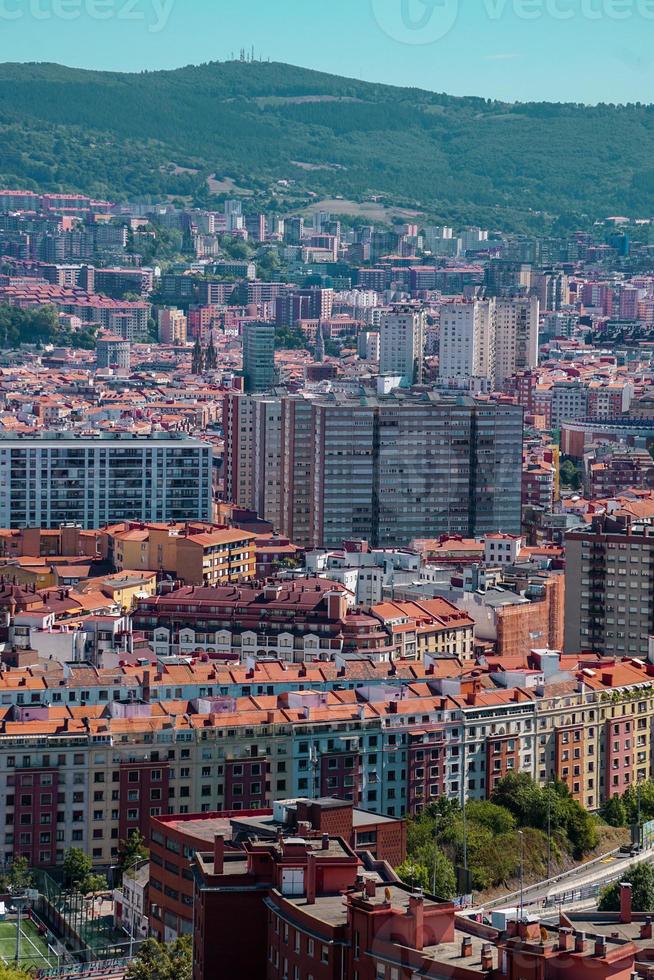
<box><xmin>1</xmin><ymin>2</ymin><xmax>654</xmax><ymax>979</ymax></box>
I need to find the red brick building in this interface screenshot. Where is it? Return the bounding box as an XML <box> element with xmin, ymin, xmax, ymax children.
<box><xmin>149</xmin><ymin>797</ymin><xmax>406</xmax><ymax>942</ymax></box>
<box><xmin>191</xmin><ymin>836</ymin><xmax>637</xmax><ymax>980</ymax></box>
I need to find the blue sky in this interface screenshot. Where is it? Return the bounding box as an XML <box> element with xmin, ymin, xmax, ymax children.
<box><xmin>2</xmin><ymin>0</ymin><xmax>654</xmax><ymax>104</ymax></box>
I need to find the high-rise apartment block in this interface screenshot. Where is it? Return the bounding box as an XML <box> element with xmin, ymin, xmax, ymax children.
<box><xmin>439</xmin><ymin>300</ymin><xmax>495</xmax><ymax>385</ymax></box>
<box><xmin>224</xmin><ymin>390</ymin><xmax>523</xmax><ymax>548</ymax></box>
<box><xmin>495</xmin><ymin>296</ymin><xmax>540</xmax><ymax>386</ymax></box>
<box><xmin>565</xmin><ymin>516</ymin><xmax>654</xmax><ymax>658</ymax></box>
<box><xmin>0</xmin><ymin>433</ymin><xmax>212</xmax><ymax>529</ymax></box>
<box><xmin>242</xmin><ymin>321</ymin><xmax>277</xmax><ymax>393</ymax></box>
<box><xmin>379</xmin><ymin>305</ymin><xmax>425</xmax><ymax>386</ymax></box>
<box><xmin>439</xmin><ymin>297</ymin><xmax>539</xmax><ymax>389</ymax></box>
<box><xmin>158</xmin><ymin>307</ymin><xmax>187</xmax><ymax>344</ymax></box>
<box><xmin>96</xmin><ymin>333</ymin><xmax>130</xmax><ymax>370</ymax></box>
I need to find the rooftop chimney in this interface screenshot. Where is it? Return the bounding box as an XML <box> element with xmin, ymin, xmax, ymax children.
<box><xmin>595</xmin><ymin>935</ymin><xmax>607</xmax><ymax>958</ymax></box>
<box><xmin>213</xmin><ymin>834</ymin><xmax>224</xmax><ymax>875</ymax></box>
<box><xmin>461</xmin><ymin>937</ymin><xmax>473</xmax><ymax>959</ymax></box>
<box><xmin>408</xmin><ymin>894</ymin><xmax>425</xmax><ymax>951</ymax></box>
<box><xmin>558</xmin><ymin>928</ymin><xmax>573</xmax><ymax>952</ymax></box>
<box><xmin>321</xmin><ymin>833</ymin><xmax>329</xmax><ymax>851</ymax></box>
<box><xmin>642</xmin><ymin>917</ymin><xmax>653</xmax><ymax>941</ymax></box>
<box><xmin>365</xmin><ymin>878</ymin><xmax>376</xmax><ymax>899</ymax></box>
<box><xmin>481</xmin><ymin>944</ymin><xmax>493</xmax><ymax>971</ymax></box>
<box><xmin>620</xmin><ymin>882</ymin><xmax>633</xmax><ymax>924</ymax></box>
<box><xmin>574</xmin><ymin>931</ymin><xmax>586</xmax><ymax>954</ymax></box>
<box><xmin>306</xmin><ymin>851</ymin><xmax>316</xmax><ymax>906</ymax></box>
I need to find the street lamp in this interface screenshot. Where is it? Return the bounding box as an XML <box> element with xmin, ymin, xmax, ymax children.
<box><xmin>431</xmin><ymin>816</ymin><xmax>441</xmax><ymax>896</ymax></box>
<box><xmin>122</xmin><ymin>858</ymin><xmax>145</xmax><ymax>958</ymax></box>
<box><xmin>546</xmin><ymin>779</ymin><xmax>552</xmax><ymax>880</ymax></box>
<box><xmin>636</xmin><ymin>776</ymin><xmax>645</xmax><ymax>850</ymax></box>
<box><xmin>518</xmin><ymin>831</ymin><xmax>525</xmax><ymax>922</ymax></box>
<box><xmin>12</xmin><ymin>892</ymin><xmax>29</xmax><ymax>965</ymax></box>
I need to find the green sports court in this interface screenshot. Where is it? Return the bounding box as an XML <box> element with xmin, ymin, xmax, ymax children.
<box><xmin>0</xmin><ymin>916</ymin><xmax>59</xmax><ymax>969</ymax></box>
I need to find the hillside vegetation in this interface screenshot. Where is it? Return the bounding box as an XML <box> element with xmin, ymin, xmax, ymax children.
<box><xmin>398</xmin><ymin>775</ymin><xmax>601</xmax><ymax>898</ymax></box>
<box><xmin>0</xmin><ymin>60</ymin><xmax>654</xmax><ymax>229</ymax></box>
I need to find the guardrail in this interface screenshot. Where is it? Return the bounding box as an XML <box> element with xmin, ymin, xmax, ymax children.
<box><xmin>477</xmin><ymin>844</ymin><xmax>654</xmax><ymax>913</ymax></box>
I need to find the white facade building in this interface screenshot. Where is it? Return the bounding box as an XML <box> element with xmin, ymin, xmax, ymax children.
<box><xmin>0</xmin><ymin>433</ymin><xmax>212</xmax><ymax>529</ymax></box>
<box><xmin>379</xmin><ymin>306</ymin><xmax>425</xmax><ymax>387</ymax></box>
<box><xmin>439</xmin><ymin>300</ymin><xmax>496</xmax><ymax>385</ymax></box>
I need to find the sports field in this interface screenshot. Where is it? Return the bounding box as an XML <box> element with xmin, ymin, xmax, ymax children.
<box><xmin>0</xmin><ymin>917</ymin><xmax>58</xmax><ymax>969</ymax></box>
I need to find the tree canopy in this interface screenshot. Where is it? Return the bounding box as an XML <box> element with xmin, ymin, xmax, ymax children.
<box><xmin>0</xmin><ymin>304</ymin><xmax>97</xmax><ymax>350</ymax></box>
<box><xmin>2</xmin><ymin>60</ymin><xmax>654</xmax><ymax>229</ymax></box>
<box><xmin>599</xmin><ymin>864</ymin><xmax>654</xmax><ymax>912</ymax></box>
<box><xmin>126</xmin><ymin>936</ymin><xmax>192</xmax><ymax>980</ymax></box>
<box><xmin>117</xmin><ymin>830</ymin><xmax>149</xmax><ymax>881</ymax></box>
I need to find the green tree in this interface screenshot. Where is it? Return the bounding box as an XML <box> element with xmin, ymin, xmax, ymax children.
<box><xmin>395</xmin><ymin>860</ymin><xmax>430</xmax><ymax>892</ymax></box>
<box><xmin>599</xmin><ymin>864</ymin><xmax>654</xmax><ymax>912</ymax></box>
<box><xmin>622</xmin><ymin>781</ymin><xmax>654</xmax><ymax>825</ymax></box>
<box><xmin>465</xmin><ymin>800</ymin><xmax>516</xmax><ymax>836</ymax></box>
<box><xmin>491</xmin><ymin>773</ymin><xmax>542</xmax><ymax>826</ymax></box>
<box><xmin>560</xmin><ymin>459</ymin><xmax>582</xmax><ymax>491</ymax></box>
<box><xmin>7</xmin><ymin>856</ymin><xmax>32</xmax><ymax>893</ymax></box>
<box><xmin>601</xmin><ymin>794</ymin><xmax>628</xmax><ymax>828</ymax></box>
<box><xmin>118</xmin><ymin>830</ymin><xmax>149</xmax><ymax>880</ymax></box>
<box><xmin>126</xmin><ymin>936</ymin><xmax>192</xmax><ymax>980</ymax></box>
<box><xmin>409</xmin><ymin>845</ymin><xmax>457</xmax><ymax>899</ymax></box>
<box><xmin>564</xmin><ymin>802</ymin><xmax>599</xmax><ymax>858</ymax></box>
<box><xmin>63</xmin><ymin>848</ymin><xmax>93</xmax><ymax>891</ymax></box>
<box><xmin>82</xmin><ymin>873</ymin><xmax>108</xmax><ymax>895</ymax></box>
<box><xmin>0</xmin><ymin>965</ymin><xmax>33</xmax><ymax>980</ymax></box>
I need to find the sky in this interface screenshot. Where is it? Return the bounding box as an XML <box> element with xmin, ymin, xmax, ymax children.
<box><xmin>1</xmin><ymin>0</ymin><xmax>654</xmax><ymax>104</ymax></box>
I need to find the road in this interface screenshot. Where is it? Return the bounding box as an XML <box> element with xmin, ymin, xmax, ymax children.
<box><xmin>475</xmin><ymin>845</ymin><xmax>654</xmax><ymax>914</ymax></box>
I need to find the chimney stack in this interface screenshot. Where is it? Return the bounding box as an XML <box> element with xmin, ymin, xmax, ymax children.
<box><xmin>365</xmin><ymin>878</ymin><xmax>376</xmax><ymax>899</ymax></box>
<box><xmin>574</xmin><ymin>931</ymin><xmax>586</xmax><ymax>954</ymax></box>
<box><xmin>642</xmin><ymin>917</ymin><xmax>654</xmax><ymax>940</ymax></box>
<box><xmin>321</xmin><ymin>833</ymin><xmax>329</xmax><ymax>851</ymax></box>
<box><xmin>213</xmin><ymin>834</ymin><xmax>224</xmax><ymax>875</ymax></box>
<box><xmin>620</xmin><ymin>882</ymin><xmax>633</xmax><ymax>924</ymax></box>
<box><xmin>481</xmin><ymin>944</ymin><xmax>493</xmax><ymax>971</ymax></box>
<box><xmin>306</xmin><ymin>852</ymin><xmax>317</xmax><ymax>906</ymax></box>
<box><xmin>558</xmin><ymin>928</ymin><xmax>573</xmax><ymax>951</ymax></box>
<box><xmin>408</xmin><ymin>894</ymin><xmax>425</xmax><ymax>951</ymax></box>
<box><xmin>594</xmin><ymin>935</ymin><xmax>607</xmax><ymax>958</ymax></box>
<box><xmin>461</xmin><ymin>937</ymin><xmax>473</xmax><ymax>959</ymax></box>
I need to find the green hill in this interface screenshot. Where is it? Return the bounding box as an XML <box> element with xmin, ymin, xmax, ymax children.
<box><xmin>0</xmin><ymin>59</ymin><xmax>653</xmax><ymax>229</ymax></box>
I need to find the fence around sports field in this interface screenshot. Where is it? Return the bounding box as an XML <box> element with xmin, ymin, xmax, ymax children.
<box><xmin>31</xmin><ymin>871</ymin><xmax>141</xmax><ymax>964</ymax></box>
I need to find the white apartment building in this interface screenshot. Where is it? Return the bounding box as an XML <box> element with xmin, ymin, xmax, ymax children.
<box><xmin>439</xmin><ymin>300</ymin><xmax>496</xmax><ymax>385</ymax></box>
<box><xmin>0</xmin><ymin>433</ymin><xmax>212</xmax><ymax>529</ymax></box>
<box><xmin>439</xmin><ymin>297</ymin><xmax>539</xmax><ymax>390</ymax></box>
<box><xmin>379</xmin><ymin>306</ymin><xmax>425</xmax><ymax>386</ymax></box>
<box><xmin>494</xmin><ymin>296</ymin><xmax>540</xmax><ymax>387</ymax></box>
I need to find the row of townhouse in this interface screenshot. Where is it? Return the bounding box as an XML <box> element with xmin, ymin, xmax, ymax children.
<box><xmin>131</xmin><ymin>581</ymin><xmax>475</xmax><ymax>663</ymax></box>
<box><xmin>1</xmin><ymin>656</ymin><xmax>654</xmax><ymax>870</ymax></box>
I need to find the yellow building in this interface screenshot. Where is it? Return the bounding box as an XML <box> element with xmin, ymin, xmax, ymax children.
<box><xmin>175</xmin><ymin>528</ymin><xmax>256</xmax><ymax>586</ymax></box>
<box><xmin>92</xmin><ymin>571</ymin><xmax>158</xmax><ymax>610</ymax></box>
<box><xmin>106</xmin><ymin>522</ymin><xmax>256</xmax><ymax>586</ymax></box>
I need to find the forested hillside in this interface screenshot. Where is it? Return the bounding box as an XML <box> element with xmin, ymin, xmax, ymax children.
<box><xmin>0</xmin><ymin>59</ymin><xmax>653</xmax><ymax>228</ymax></box>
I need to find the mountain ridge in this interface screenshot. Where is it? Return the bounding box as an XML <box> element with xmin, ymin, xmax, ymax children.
<box><xmin>0</xmin><ymin>59</ymin><xmax>652</xmax><ymax>230</ymax></box>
